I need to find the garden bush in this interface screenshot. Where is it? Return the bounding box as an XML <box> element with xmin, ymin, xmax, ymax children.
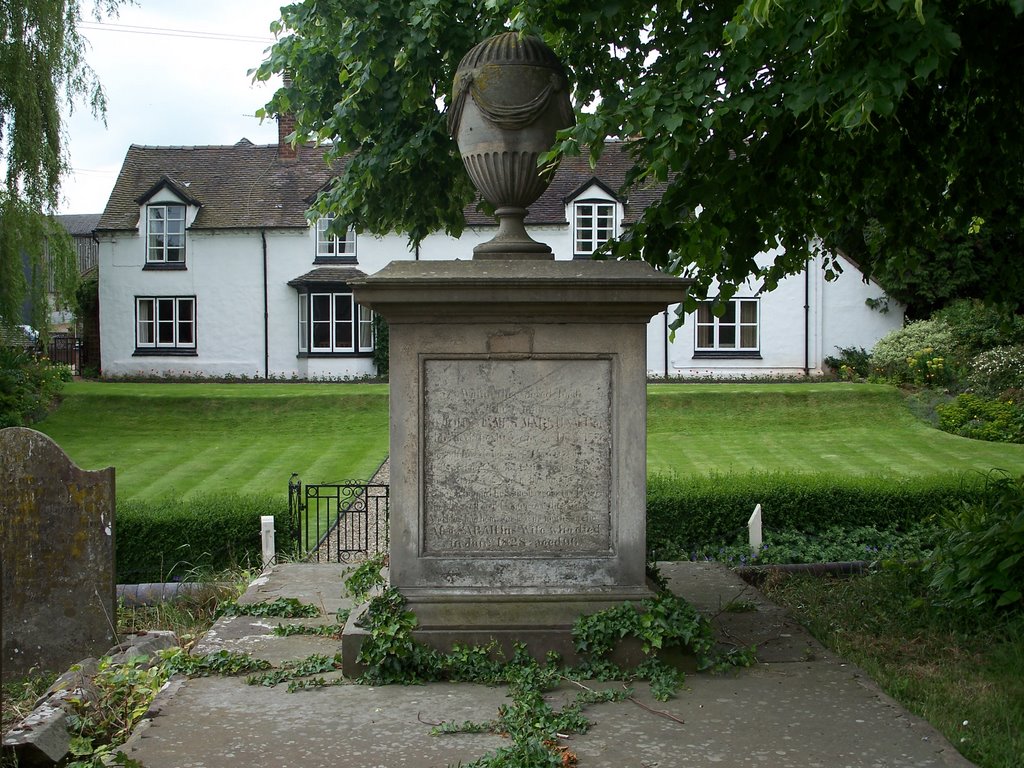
<box><xmin>823</xmin><ymin>346</ymin><xmax>871</xmax><ymax>380</ymax></box>
<box><xmin>646</xmin><ymin>472</ymin><xmax>983</xmax><ymax>559</ymax></box>
<box><xmin>0</xmin><ymin>347</ymin><xmax>71</xmax><ymax>427</ymax></box>
<box><xmin>116</xmin><ymin>493</ymin><xmax>292</xmax><ymax>583</ymax></box>
<box><xmin>932</xmin><ymin>299</ymin><xmax>1024</xmax><ymax>359</ymax></box>
<box><xmin>927</xmin><ymin>472</ymin><xmax>1024</xmax><ymax>611</ymax></box>
<box><xmin>967</xmin><ymin>344</ymin><xmax>1024</xmax><ymax>396</ymax></box>
<box><xmin>870</xmin><ymin>318</ymin><xmax>959</xmax><ymax>385</ymax></box>
<box><xmin>936</xmin><ymin>393</ymin><xmax>1024</xmax><ymax>443</ymax></box>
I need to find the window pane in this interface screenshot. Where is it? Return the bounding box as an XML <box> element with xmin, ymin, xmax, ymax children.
<box><xmin>298</xmin><ymin>296</ymin><xmax>308</xmax><ymax>352</ymax></box>
<box><xmin>740</xmin><ymin>301</ymin><xmax>757</xmax><ymax>323</ymax></box>
<box><xmin>334</xmin><ymin>295</ymin><xmax>353</xmax><ymax>349</ymax></box>
<box><xmin>311</xmin><ymin>294</ymin><xmax>331</xmax><ymax>349</ymax></box>
<box><xmin>696</xmin><ymin>303</ymin><xmax>713</xmax><ymax>323</ymax></box>
<box><xmin>718</xmin><ymin>326</ymin><xmax>736</xmax><ymax>348</ymax></box>
<box><xmin>137</xmin><ymin>300</ymin><xmax>154</xmax><ymax>345</ymax></box>
<box><xmin>358</xmin><ymin>306</ymin><xmax>373</xmax><ymax>350</ymax></box>
<box><xmin>740</xmin><ymin>326</ymin><xmax>757</xmax><ymax>348</ymax></box>
<box><xmin>697</xmin><ymin>326</ymin><xmax>714</xmax><ymax>348</ymax></box>
<box><xmin>334</xmin><ymin>294</ymin><xmax>353</xmax><ymax>322</ymax></box>
<box><xmin>721</xmin><ymin>302</ymin><xmax>736</xmax><ymax>324</ymax></box>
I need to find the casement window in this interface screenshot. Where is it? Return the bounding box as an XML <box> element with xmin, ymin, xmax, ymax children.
<box><xmin>695</xmin><ymin>299</ymin><xmax>759</xmax><ymax>353</ymax></box>
<box><xmin>298</xmin><ymin>290</ymin><xmax>373</xmax><ymax>354</ymax></box>
<box><xmin>573</xmin><ymin>201</ymin><xmax>617</xmax><ymax>256</ymax></box>
<box><xmin>146</xmin><ymin>204</ymin><xmax>186</xmax><ymax>264</ymax></box>
<box><xmin>315</xmin><ymin>216</ymin><xmax>356</xmax><ymax>260</ymax></box>
<box><xmin>135</xmin><ymin>297</ymin><xmax>196</xmax><ymax>353</ymax></box>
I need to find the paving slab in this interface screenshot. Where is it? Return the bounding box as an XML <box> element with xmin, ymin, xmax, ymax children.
<box><xmin>120</xmin><ymin>562</ymin><xmax>975</xmax><ymax>768</ymax></box>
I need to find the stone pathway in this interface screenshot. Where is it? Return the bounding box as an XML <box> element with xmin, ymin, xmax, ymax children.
<box><xmin>310</xmin><ymin>458</ymin><xmax>389</xmax><ymax>563</ymax></box>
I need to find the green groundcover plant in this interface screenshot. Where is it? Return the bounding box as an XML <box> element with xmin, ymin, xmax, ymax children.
<box><xmin>937</xmin><ymin>394</ymin><xmax>1024</xmax><ymax>444</ymax></box>
<box><xmin>927</xmin><ymin>472</ymin><xmax>1024</xmax><ymax>611</ymax></box>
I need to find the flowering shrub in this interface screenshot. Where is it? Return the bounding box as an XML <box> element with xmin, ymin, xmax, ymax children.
<box><xmin>823</xmin><ymin>346</ymin><xmax>871</xmax><ymax>379</ymax></box>
<box><xmin>906</xmin><ymin>348</ymin><xmax>953</xmax><ymax>387</ymax></box>
<box><xmin>871</xmin><ymin>318</ymin><xmax>959</xmax><ymax>384</ymax></box>
<box><xmin>967</xmin><ymin>344</ymin><xmax>1024</xmax><ymax>396</ymax></box>
<box><xmin>0</xmin><ymin>347</ymin><xmax>69</xmax><ymax>427</ymax></box>
<box><xmin>937</xmin><ymin>393</ymin><xmax>1024</xmax><ymax>443</ymax></box>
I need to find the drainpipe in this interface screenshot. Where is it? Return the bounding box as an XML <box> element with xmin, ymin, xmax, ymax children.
<box><xmin>803</xmin><ymin>261</ymin><xmax>811</xmax><ymax>377</ymax></box>
<box><xmin>261</xmin><ymin>230</ymin><xmax>269</xmax><ymax>380</ymax></box>
<box><xmin>663</xmin><ymin>310</ymin><xmax>670</xmax><ymax>380</ymax></box>
<box><xmin>415</xmin><ymin>242</ymin><xmax>421</xmax><ymax>261</ymax></box>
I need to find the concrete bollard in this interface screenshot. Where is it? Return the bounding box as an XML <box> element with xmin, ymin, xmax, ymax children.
<box><xmin>261</xmin><ymin>515</ymin><xmax>275</xmax><ymax>568</ymax></box>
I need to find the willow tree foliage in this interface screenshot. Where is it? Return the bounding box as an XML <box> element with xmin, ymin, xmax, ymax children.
<box><xmin>257</xmin><ymin>1</ymin><xmax>1024</xmax><ymax>311</ymax></box>
<box><xmin>0</xmin><ymin>0</ymin><xmax>118</xmax><ymax>335</ymax></box>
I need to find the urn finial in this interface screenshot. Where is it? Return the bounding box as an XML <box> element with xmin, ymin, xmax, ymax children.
<box><xmin>449</xmin><ymin>32</ymin><xmax>575</xmax><ymax>260</ymax></box>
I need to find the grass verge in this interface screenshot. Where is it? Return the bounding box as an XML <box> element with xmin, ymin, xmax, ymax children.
<box><xmin>760</xmin><ymin>567</ymin><xmax>1024</xmax><ymax>768</ymax></box>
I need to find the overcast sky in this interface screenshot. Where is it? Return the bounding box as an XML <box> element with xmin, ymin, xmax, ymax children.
<box><xmin>60</xmin><ymin>0</ymin><xmax>286</xmax><ymax>214</ymax></box>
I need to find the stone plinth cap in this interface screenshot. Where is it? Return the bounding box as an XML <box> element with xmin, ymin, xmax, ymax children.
<box><xmin>351</xmin><ymin>259</ymin><xmax>689</xmax><ymax>324</ymax></box>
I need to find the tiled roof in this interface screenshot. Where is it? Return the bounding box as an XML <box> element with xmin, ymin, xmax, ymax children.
<box><xmin>98</xmin><ymin>144</ymin><xmax>339</xmax><ymax>231</ymax></box>
<box><xmin>287</xmin><ymin>266</ymin><xmax>368</xmax><ymax>287</ymax></box>
<box><xmin>98</xmin><ymin>140</ymin><xmax>664</xmax><ymax>232</ymax></box>
<box><xmin>56</xmin><ymin>213</ymin><xmax>102</xmax><ymax>236</ymax></box>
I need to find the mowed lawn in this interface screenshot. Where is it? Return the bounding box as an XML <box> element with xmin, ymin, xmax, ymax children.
<box><xmin>36</xmin><ymin>381</ymin><xmax>1024</xmax><ymax>501</ymax></box>
<box><xmin>37</xmin><ymin>382</ymin><xmax>389</xmax><ymax>501</ymax></box>
<box><xmin>647</xmin><ymin>383</ymin><xmax>1024</xmax><ymax>477</ymax></box>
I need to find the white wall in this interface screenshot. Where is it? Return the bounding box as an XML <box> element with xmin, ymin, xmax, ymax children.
<box><xmin>99</xmin><ymin>207</ymin><xmax>903</xmax><ymax>380</ymax></box>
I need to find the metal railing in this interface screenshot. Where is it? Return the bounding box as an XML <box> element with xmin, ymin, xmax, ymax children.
<box><xmin>288</xmin><ymin>474</ymin><xmax>389</xmax><ymax>563</ymax></box>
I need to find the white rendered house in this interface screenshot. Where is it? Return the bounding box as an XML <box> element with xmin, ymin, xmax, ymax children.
<box><xmin>95</xmin><ymin>133</ymin><xmax>903</xmax><ymax>380</ymax></box>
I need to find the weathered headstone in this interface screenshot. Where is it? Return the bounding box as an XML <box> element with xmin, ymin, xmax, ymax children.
<box><xmin>1</xmin><ymin>427</ymin><xmax>116</xmax><ymax>680</ymax></box>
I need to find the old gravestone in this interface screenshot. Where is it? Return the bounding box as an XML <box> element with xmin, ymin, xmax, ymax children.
<box><xmin>1</xmin><ymin>427</ymin><xmax>116</xmax><ymax>680</ymax></box>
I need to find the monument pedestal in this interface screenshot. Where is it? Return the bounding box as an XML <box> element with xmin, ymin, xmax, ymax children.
<box><xmin>347</xmin><ymin>259</ymin><xmax>687</xmax><ymax>666</ymax></box>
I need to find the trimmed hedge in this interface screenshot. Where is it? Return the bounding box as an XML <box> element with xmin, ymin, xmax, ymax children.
<box><xmin>116</xmin><ymin>493</ymin><xmax>292</xmax><ymax>583</ymax></box>
<box><xmin>647</xmin><ymin>472</ymin><xmax>985</xmax><ymax>559</ymax></box>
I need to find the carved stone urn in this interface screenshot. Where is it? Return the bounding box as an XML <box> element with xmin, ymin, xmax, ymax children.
<box><xmin>449</xmin><ymin>32</ymin><xmax>575</xmax><ymax>259</ymax></box>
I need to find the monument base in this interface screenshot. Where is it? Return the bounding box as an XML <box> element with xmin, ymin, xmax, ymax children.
<box><xmin>341</xmin><ymin>585</ymin><xmax>679</xmax><ymax>676</ymax></box>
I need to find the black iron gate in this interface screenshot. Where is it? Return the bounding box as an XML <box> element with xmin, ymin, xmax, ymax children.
<box><xmin>47</xmin><ymin>334</ymin><xmax>82</xmax><ymax>374</ymax></box>
<box><xmin>288</xmin><ymin>474</ymin><xmax>389</xmax><ymax>563</ymax></box>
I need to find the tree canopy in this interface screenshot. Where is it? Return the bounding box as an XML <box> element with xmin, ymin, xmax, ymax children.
<box><xmin>0</xmin><ymin>0</ymin><xmax>118</xmax><ymax>334</ymax></box>
<box><xmin>257</xmin><ymin>0</ymin><xmax>1024</xmax><ymax>312</ymax></box>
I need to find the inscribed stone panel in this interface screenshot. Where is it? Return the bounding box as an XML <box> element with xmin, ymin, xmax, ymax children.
<box><xmin>422</xmin><ymin>357</ymin><xmax>612</xmax><ymax>555</ymax></box>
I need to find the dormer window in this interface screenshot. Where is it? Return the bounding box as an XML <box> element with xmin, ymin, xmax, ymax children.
<box><xmin>573</xmin><ymin>201</ymin><xmax>617</xmax><ymax>257</ymax></box>
<box><xmin>146</xmin><ymin>204</ymin><xmax>186</xmax><ymax>264</ymax></box>
<box><xmin>316</xmin><ymin>216</ymin><xmax>356</xmax><ymax>261</ymax></box>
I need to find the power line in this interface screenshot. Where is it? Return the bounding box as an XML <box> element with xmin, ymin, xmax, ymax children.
<box><xmin>78</xmin><ymin>21</ymin><xmax>274</xmax><ymax>45</ymax></box>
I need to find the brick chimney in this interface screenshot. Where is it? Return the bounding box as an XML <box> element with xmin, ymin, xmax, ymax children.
<box><xmin>278</xmin><ymin>72</ymin><xmax>297</xmax><ymax>160</ymax></box>
<box><xmin>278</xmin><ymin>111</ymin><xmax>297</xmax><ymax>160</ymax></box>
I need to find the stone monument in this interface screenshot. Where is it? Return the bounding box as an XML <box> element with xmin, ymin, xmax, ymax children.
<box><xmin>1</xmin><ymin>428</ymin><xmax>116</xmax><ymax>679</ymax></box>
<box><xmin>347</xmin><ymin>32</ymin><xmax>688</xmax><ymax>661</ymax></box>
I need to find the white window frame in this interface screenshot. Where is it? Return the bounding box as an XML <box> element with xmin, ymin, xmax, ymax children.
<box><xmin>298</xmin><ymin>296</ymin><xmax>308</xmax><ymax>353</ymax></box>
<box><xmin>573</xmin><ymin>201</ymin><xmax>617</xmax><ymax>256</ymax></box>
<box><xmin>146</xmin><ymin>204</ymin><xmax>186</xmax><ymax>264</ymax></box>
<box><xmin>136</xmin><ymin>296</ymin><xmax>196</xmax><ymax>350</ymax></box>
<box><xmin>695</xmin><ymin>299</ymin><xmax>759</xmax><ymax>352</ymax></box>
<box><xmin>315</xmin><ymin>216</ymin><xmax>357</xmax><ymax>259</ymax></box>
<box><xmin>301</xmin><ymin>290</ymin><xmax>373</xmax><ymax>354</ymax></box>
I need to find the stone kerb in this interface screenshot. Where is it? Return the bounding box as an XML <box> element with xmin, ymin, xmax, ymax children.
<box><xmin>1</xmin><ymin>427</ymin><xmax>116</xmax><ymax>681</ymax></box>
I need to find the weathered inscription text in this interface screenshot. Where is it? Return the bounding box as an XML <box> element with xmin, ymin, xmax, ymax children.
<box><xmin>422</xmin><ymin>358</ymin><xmax>612</xmax><ymax>555</ymax></box>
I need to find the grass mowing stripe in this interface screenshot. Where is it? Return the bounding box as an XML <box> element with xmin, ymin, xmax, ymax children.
<box><xmin>38</xmin><ymin>384</ymin><xmax>389</xmax><ymax>500</ymax></box>
<box><xmin>38</xmin><ymin>382</ymin><xmax>1024</xmax><ymax>500</ymax></box>
<box><xmin>647</xmin><ymin>383</ymin><xmax>1024</xmax><ymax>477</ymax></box>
